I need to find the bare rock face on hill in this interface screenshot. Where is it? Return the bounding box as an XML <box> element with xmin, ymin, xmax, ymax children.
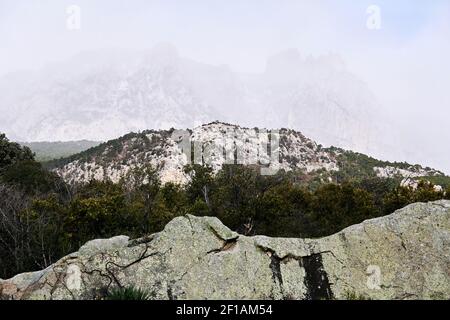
<box><xmin>1</xmin><ymin>201</ymin><xmax>449</xmax><ymax>300</ymax></box>
<box><xmin>51</xmin><ymin>122</ymin><xmax>443</xmax><ymax>186</ymax></box>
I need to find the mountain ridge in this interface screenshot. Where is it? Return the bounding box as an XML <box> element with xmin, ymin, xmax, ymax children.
<box><xmin>46</xmin><ymin>122</ymin><xmax>446</xmax><ymax>186</ymax></box>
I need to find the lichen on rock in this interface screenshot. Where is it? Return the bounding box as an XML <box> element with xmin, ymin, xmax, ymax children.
<box><xmin>1</xmin><ymin>201</ymin><xmax>449</xmax><ymax>300</ymax></box>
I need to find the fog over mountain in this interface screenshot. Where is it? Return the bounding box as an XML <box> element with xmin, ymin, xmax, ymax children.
<box><xmin>1</xmin><ymin>1</ymin><xmax>449</xmax><ymax>173</ymax></box>
<box><xmin>0</xmin><ymin>45</ymin><xmax>402</xmax><ymax>165</ymax></box>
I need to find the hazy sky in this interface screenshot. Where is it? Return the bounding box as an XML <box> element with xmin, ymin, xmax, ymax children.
<box><xmin>1</xmin><ymin>0</ymin><xmax>449</xmax><ymax>171</ymax></box>
<box><xmin>1</xmin><ymin>0</ymin><xmax>449</xmax><ymax>73</ymax></box>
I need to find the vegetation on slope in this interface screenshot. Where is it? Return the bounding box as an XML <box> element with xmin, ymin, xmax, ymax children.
<box><xmin>43</xmin><ymin>130</ymin><xmax>173</xmax><ymax>170</ymax></box>
<box><xmin>327</xmin><ymin>146</ymin><xmax>441</xmax><ymax>180</ymax></box>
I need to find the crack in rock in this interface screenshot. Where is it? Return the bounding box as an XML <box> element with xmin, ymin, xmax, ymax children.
<box><xmin>256</xmin><ymin>243</ymin><xmax>335</xmax><ymax>300</ymax></box>
<box><xmin>269</xmin><ymin>254</ymin><xmax>283</xmax><ymax>286</ymax></box>
<box><xmin>299</xmin><ymin>254</ymin><xmax>333</xmax><ymax>300</ymax></box>
<box><xmin>127</xmin><ymin>234</ymin><xmax>157</xmax><ymax>247</ymax></box>
<box><xmin>206</xmin><ymin>238</ymin><xmax>238</xmax><ymax>254</ymax></box>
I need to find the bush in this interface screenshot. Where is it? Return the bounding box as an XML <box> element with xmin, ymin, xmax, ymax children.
<box><xmin>105</xmin><ymin>286</ymin><xmax>150</xmax><ymax>300</ymax></box>
<box><xmin>413</xmin><ymin>181</ymin><xmax>445</xmax><ymax>203</ymax></box>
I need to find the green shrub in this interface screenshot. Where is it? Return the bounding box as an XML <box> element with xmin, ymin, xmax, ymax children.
<box><xmin>105</xmin><ymin>286</ymin><xmax>150</xmax><ymax>300</ymax></box>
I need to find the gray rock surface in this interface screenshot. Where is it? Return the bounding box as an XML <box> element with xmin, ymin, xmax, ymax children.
<box><xmin>1</xmin><ymin>200</ymin><xmax>449</xmax><ymax>300</ymax></box>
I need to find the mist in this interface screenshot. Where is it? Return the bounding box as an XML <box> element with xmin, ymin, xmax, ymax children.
<box><xmin>1</xmin><ymin>0</ymin><xmax>449</xmax><ymax>172</ymax></box>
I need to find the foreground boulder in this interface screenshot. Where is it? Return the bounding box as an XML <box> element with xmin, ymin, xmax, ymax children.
<box><xmin>1</xmin><ymin>200</ymin><xmax>449</xmax><ymax>300</ymax></box>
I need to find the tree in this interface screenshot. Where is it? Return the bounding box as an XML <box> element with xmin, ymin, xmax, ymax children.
<box><xmin>1</xmin><ymin>160</ymin><xmax>65</xmax><ymax>195</ymax></box>
<box><xmin>0</xmin><ymin>184</ymin><xmax>30</xmax><ymax>277</ymax></box>
<box><xmin>212</xmin><ymin>165</ymin><xmax>259</xmax><ymax>231</ymax></box>
<box><xmin>0</xmin><ymin>133</ymin><xmax>68</xmax><ymax>197</ymax></box>
<box><xmin>356</xmin><ymin>177</ymin><xmax>397</xmax><ymax>207</ymax></box>
<box><xmin>382</xmin><ymin>186</ymin><xmax>413</xmax><ymax>215</ymax></box>
<box><xmin>158</xmin><ymin>182</ymin><xmax>187</xmax><ymax>214</ymax></box>
<box><xmin>27</xmin><ymin>196</ymin><xmax>70</xmax><ymax>268</ymax></box>
<box><xmin>412</xmin><ymin>180</ymin><xmax>445</xmax><ymax>203</ymax></box>
<box><xmin>0</xmin><ymin>185</ymin><xmax>68</xmax><ymax>278</ymax></box>
<box><xmin>255</xmin><ymin>182</ymin><xmax>310</xmax><ymax>237</ymax></box>
<box><xmin>0</xmin><ymin>133</ymin><xmax>34</xmax><ymax>170</ymax></box>
<box><xmin>184</xmin><ymin>164</ymin><xmax>214</xmax><ymax>210</ymax></box>
<box><xmin>309</xmin><ymin>183</ymin><xmax>377</xmax><ymax>237</ymax></box>
<box><xmin>121</xmin><ymin>165</ymin><xmax>161</xmax><ymax>234</ymax></box>
<box><xmin>67</xmin><ymin>187</ymin><xmax>127</xmax><ymax>244</ymax></box>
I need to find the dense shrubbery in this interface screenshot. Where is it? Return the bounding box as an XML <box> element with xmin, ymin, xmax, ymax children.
<box><xmin>0</xmin><ymin>134</ymin><xmax>448</xmax><ymax>279</ymax></box>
